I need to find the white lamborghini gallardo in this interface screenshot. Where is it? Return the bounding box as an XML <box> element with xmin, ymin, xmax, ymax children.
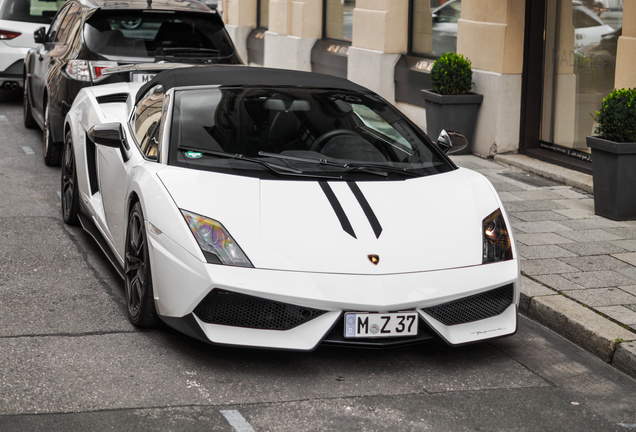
<box><xmin>62</xmin><ymin>65</ymin><xmax>519</xmax><ymax>350</ymax></box>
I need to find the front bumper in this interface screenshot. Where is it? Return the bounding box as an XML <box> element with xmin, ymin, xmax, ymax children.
<box><xmin>147</xmin><ymin>228</ymin><xmax>519</xmax><ymax>350</ymax></box>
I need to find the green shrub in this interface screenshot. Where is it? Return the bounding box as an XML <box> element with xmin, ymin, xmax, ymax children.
<box><xmin>430</xmin><ymin>52</ymin><xmax>473</xmax><ymax>95</ymax></box>
<box><xmin>593</xmin><ymin>88</ymin><xmax>636</xmax><ymax>142</ymax></box>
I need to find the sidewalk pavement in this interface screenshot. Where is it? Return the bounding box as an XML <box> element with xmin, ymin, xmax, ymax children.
<box><xmin>450</xmin><ymin>153</ymin><xmax>636</xmax><ymax>380</ymax></box>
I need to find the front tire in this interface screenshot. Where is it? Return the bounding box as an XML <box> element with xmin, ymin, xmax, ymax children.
<box><xmin>43</xmin><ymin>95</ymin><xmax>62</xmax><ymax>167</ymax></box>
<box><xmin>125</xmin><ymin>202</ymin><xmax>160</xmax><ymax>328</ymax></box>
<box><xmin>23</xmin><ymin>79</ymin><xmax>36</xmax><ymax>129</ymax></box>
<box><xmin>61</xmin><ymin>131</ymin><xmax>80</xmax><ymax>226</ymax></box>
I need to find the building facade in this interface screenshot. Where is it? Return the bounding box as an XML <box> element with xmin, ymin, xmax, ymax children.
<box><xmin>222</xmin><ymin>0</ymin><xmax>635</xmax><ymax>173</ymax></box>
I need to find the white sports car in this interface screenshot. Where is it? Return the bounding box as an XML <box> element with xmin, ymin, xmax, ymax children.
<box><xmin>62</xmin><ymin>65</ymin><xmax>519</xmax><ymax>350</ymax></box>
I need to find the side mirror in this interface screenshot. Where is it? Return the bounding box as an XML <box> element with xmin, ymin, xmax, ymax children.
<box><xmin>33</xmin><ymin>27</ymin><xmax>46</xmax><ymax>44</ymax></box>
<box><xmin>436</xmin><ymin>129</ymin><xmax>468</xmax><ymax>154</ymax></box>
<box><xmin>88</xmin><ymin>122</ymin><xmax>131</xmax><ymax>161</ymax></box>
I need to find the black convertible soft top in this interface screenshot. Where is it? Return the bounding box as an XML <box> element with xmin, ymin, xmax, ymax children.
<box><xmin>136</xmin><ymin>65</ymin><xmax>370</xmax><ymax>104</ymax></box>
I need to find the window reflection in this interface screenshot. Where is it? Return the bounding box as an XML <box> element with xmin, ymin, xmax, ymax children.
<box><xmin>411</xmin><ymin>0</ymin><xmax>459</xmax><ymax>57</ymax></box>
<box><xmin>324</xmin><ymin>0</ymin><xmax>355</xmax><ymax>41</ymax></box>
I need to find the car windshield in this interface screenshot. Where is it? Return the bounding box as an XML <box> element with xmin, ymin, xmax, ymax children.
<box><xmin>83</xmin><ymin>10</ymin><xmax>237</xmax><ymax>60</ymax></box>
<box><xmin>168</xmin><ymin>87</ymin><xmax>454</xmax><ymax>180</ymax></box>
<box><xmin>0</xmin><ymin>0</ymin><xmax>62</xmax><ymax>24</ymax></box>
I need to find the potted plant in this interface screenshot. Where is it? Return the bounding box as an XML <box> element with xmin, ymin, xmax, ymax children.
<box><xmin>421</xmin><ymin>52</ymin><xmax>483</xmax><ymax>155</ymax></box>
<box><xmin>586</xmin><ymin>88</ymin><xmax>636</xmax><ymax>220</ymax></box>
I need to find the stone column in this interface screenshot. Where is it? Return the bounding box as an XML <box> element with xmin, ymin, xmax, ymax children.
<box><xmin>223</xmin><ymin>0</ymin><xmax>257</xmax><ymax>62</ymax></box>
<box><xmin>264</xmin><ymin>0</ymin><xmax>321</xmax><ymax>71</ymax></box>
<box><xmin>348</xmin><ymin>0</ymin><xmax>408</xmax><ymax>102</ymax></box>
<box><xmin>456</xmin><ymin>0</ymin><xmax>525</xmax><ymax>156</ymax></box>
<box><xmin>615</xmin><ymin>1</ymin><xmax>636</xmax><ymax>89</ymax></box>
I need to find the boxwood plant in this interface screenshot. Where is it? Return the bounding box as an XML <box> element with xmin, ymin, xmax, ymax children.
<box><xmin>593</xmin><ymin>88</ymin><xmax>636</xmax><ymax>143</ymax></box>
<box><xmin>430</xmin><ymin>52</ymin><xmax>473</xmax><ymax>96</ymax></box>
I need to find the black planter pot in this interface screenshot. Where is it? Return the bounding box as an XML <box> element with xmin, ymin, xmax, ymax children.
<box><xmin>586</xmin><ymin>136</ymin><xmax>636</xmax><ymax>220</ymax></box>
<box><xmin>421</xmin><ymin>90</ymin><xmax>483</xmax><ymax>155</ymax></box>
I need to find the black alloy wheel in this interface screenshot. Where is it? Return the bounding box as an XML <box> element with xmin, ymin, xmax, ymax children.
<box><xmin>125</xmin><ymin>202</ymin><xmax>160</xmax><ymax>328</ymax></box>
<box><xmin>23</xmin><ymin>79</ymin><xmax>36</xmax><ymax>129</ymax></box>
<box><xmin>61</xmin><ymin>131</ymin><xmax>80</xmax><ymax>225</ymax></box>
<box><xmin>43</xmin><ymin>95</ymin><xmax>62</xmax><ymax>166</ymax></box>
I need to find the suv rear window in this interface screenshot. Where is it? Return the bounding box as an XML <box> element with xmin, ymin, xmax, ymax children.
<box><xmin>84</xmin><ymin>10</ymin><xmax>237</xmax><ymax>60</ymax></box>
<box><xmin>0</xmin><ymin>0</ymin><xmax>62</xmax><ymax>24</ymax></box>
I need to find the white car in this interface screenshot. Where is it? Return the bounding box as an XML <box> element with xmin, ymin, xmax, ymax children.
<box><xmin>62</xmin><ymin>65</ymin><xmax>519</xmax><ymax>350</ymax></box>
<box><xmin>0</xmin><ymin>0</ymin><xmax>61</xmax><ymax>90</ymax></box>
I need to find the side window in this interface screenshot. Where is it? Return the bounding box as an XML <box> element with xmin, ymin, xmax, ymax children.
<box><xmin>132</xmin><ymin>85</ymin><xmax>164</xmax><ymax>160</ymax></box>
<box><xmin>53</xmin><ymin>3</ymin><xmax>81</xmax><ymax>44</ymax></box>
<box><xmin>46</xmin><ymin>6</ymin><xmax>68</xmax><ymax>43</ymax></box>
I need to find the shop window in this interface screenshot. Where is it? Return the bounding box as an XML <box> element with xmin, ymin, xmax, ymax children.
<box><xmin>324</xmin><ymin>0</ymin><xmax>355</xmax><ymax>41</ymax></box>
<box><xmin>410</xmin><ymin>0</ymin><xmax>459</xmax><ymax>57</ymax></box>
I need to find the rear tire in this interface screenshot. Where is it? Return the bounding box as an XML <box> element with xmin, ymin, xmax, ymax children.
<box><xmin>125</xmin><ymin>202</ymin><xmax>160</xmax><ymax>328</ymax></box>
<box><xmin>43</xmin><ymin>95</ymin><xmax>62</xmax><ymax>167</ymax></box>
<box><xmin>61</xmin><ymin>131</ymin><xmax>80</xmax><ymax>226</ymax></box>
<box><xmin>23</xmin><ymin>80</ymin><xmax>36</xmax><ymax>129</ymax></box>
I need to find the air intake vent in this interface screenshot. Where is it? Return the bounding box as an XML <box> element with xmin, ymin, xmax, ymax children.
<box><xmin>423</xmin><ymin>284</ymin><xmax>514</xmax><ymax>326</ymax></box>
<box><xmin>96</xmin><ymin>93</ymin><xmax>128</xmax><ymax>104</ymax></box>
<box><xmin>193</xmin><ymin>289</ymin><xmax>326</xmax><ymax>330</ymax></box>
<box><xmin>85</xmin><ymin>134</ymin><xmax>98</xmax><ymax>195</ymax></box>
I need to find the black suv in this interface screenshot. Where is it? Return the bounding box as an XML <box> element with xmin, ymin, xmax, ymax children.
<box><xmin>23</xmin><ymin>0</ymin><xmax>241</xmax><ymax>166</ymax></box>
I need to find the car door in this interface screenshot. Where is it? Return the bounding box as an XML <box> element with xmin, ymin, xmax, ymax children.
<box><xmin>98</xmin><ymin>85</ymin><xmax>165</xmax><ymax>258</ymax></box>
<box><xmin>30</xmin><ymin>2</ymin><xmax>69</xmax><ymax>114</ymax></box>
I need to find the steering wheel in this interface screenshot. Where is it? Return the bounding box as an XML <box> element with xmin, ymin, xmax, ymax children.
<box><xmin>310</xmin><ymin>129</ymin><xmax>360</xmax><ymax>152</ymax></box>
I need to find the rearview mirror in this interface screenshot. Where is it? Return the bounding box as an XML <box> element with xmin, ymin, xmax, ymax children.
<box><xmin>436</xmin><ymin>129</ymin><xmax>468</xmax><ymax>154</ymax></box>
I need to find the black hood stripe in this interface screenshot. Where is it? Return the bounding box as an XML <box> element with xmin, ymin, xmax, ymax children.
<box><xmin>348</xmin><ymin>182</ymin><xmax>383</xmax><ymax>239</ymax></box>
<box><xmin>319</xmin><ymin>181</ymin><xmax>357</xmax><ymax>239</ymax></box>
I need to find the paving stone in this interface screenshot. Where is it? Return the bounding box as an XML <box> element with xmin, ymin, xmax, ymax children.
<box><xmin>517</xmin><ymin>244</ymin><xmax>578</xmax><ymax>260</ymax></box>
<box><xmin>508</xmin><ymin>200</ymin><xmax>569</xmax><ymax>211</ymax></box>
<box><xmin>497</xmin><ymin>191</ymin><xmax>523</xmax><ymax>202</ymax></box>
<box><xmin>558</xmin><ymin>229</ymin><xmax>622</xmax><ymax>243</ymax></box>
<box><xmin>553</xmin><ymin>208</ymin><xmax>595</xmax><ymax>220</ymax></box>
<box><xmin>610</xmin><ymin>240</ymin><xmax>636</xmax><ymax>252</ymax></box>
<box><xmin>512</xmin><ymin>221</ymin><xmax>572</xmax><ymax>234</ymax></box>
<box><xmin>509</xmin><ymin>211</ymin><xmax>570</xmax><ymax>222</ymax></box>
<box><xmin>550</xmin><ymin>188</ymin><xmax>589</xmax><ymax>199</ymax></box>
<box><xmin>513</xmin><ymin>233</ymin><xmax>574</xmax><ymax>246</ymax></box>
<box><xmin>528</xmin><ymin>295</ymin><xmax>636</xmax><ymax>362</ymax></box>
<box><xmin>534</xmin><ymin>274</ymin><xmax>585</xmax><ymax>291</ymax></box>
<box><xmin>564</xmin><ymin>288</ymin><xmax>636</xmax><ymax>307</ymax></box>
<box><xmin>518</xmin><ymin>275</ymin><xmax>556</xmax><ymax>314</ymax></box>
<box><xmin>613</xmin><ymin>342</ymin><xmax>636</xmax><ymax>379</ymax></box>
<box><xmin>520</xmin><ymin>259</ymin><xmax>580</xmax><ymax>276</ymax></box>
<box><xmin>506</xmin><ymin>189</ymin><xmax>568</xmax><ymax>201</ymax></box>
<box><xmin>558</xmin><ymin>218</ymin><xmax>622</xmax><ymax>230</ymax></box>
<box><xmin>615</xmin><ymin>266</ymin><xmax>636</xmax><ymax>281</ymax></box>
<box><xmin>611</xmin><ymin>252</ymin><xmax>636</xmax><ymax>267</ymax></box>
<box><xmin>595</xmin><ymin>306</ymin><xmax>636</xmax><ymax>326</ymax></box>
<box><xmin>620</xmin><ymin>286</ymin><xmax>636</xmax><ymax>296</ymax></box>
<box><xmin>559</xmin><ymin>255</ymin><xmax>631</xmax><ymax>271</ymax></box>
<box><xmin>561</xmin><ymin>270</ymin><xmax>636</xmax><ymax>288</ymax></box>
<box><xmin>627</xmin><ymin>305</ymin><xmax>636</xmax><ymax>313</ymax></box>
<box><xmin>603</xmin><ymin>227</ymin><xmax>636</xmax><ymax>239</ymax></box>
<box><xmin>552</xmin><ymin>198</ymin><xmax>595</xmax><ymax>211</ymax></box>
<box><xmin>559</xmin><ymin>242</ymin><xmax>629</xmax><ymax>256</ymax></box>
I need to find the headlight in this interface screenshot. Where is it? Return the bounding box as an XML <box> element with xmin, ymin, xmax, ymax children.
<box><xmin>482</xmin><ymin>208</ymin><xmax>513</xmax><ymax>263</ymax></box>
<box><xmin>181</xmin><ymin>210</ymin><xmax>253</xmax><ymax>267</ymax></box>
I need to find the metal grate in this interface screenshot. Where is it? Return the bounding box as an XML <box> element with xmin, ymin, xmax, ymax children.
<box><xmin>96</xmin><ymin>93</ymin><xmax>128</xmax><ymax>104</ymax></box>
<box><xmin>193</xmin><ymin>289</ymin><xmax>327</xmax><ymax>330</ymax></box>
<box><xmin>85</xmin><ymin>134</ymin><xmax>99</xmax><ymax>195</ymax></box>
<box><xmin>423</xmin><ymin>284</ymin><xmax>514</xmax><ymax>326</ymax></box>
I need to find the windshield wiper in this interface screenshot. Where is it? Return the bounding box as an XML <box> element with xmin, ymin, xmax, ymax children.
<box><xmin>179</xmin><ymin>146</ymin><xmax>304</xmax><ymax>175</ymax></box>
<box><xmin>179</xmin><ymin>147</ymin><xmax>345</xmax><ymax>179</ymax></box>
<box><xmin>258</xmin><ymin>151</ymin><xmax>419</xmax><ymax>177</ymax></box>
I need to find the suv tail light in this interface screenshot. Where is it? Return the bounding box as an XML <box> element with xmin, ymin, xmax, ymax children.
<box><xmin>0</xmin><ymin>30</ymin><xmax>21</xmax><ymax>40</ymax></box>
<box><xmin>65</xmin><ymin>60</ymin><xmax>117</xmax><ymax>83</ymax></box>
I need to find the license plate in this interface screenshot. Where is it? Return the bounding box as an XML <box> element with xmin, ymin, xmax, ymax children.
<box><xmin>344</xmin><ymin>311</ymin><xmax>418</xmax><ymax>338</ymax></box>
<box><xmin>131</xmin><ymin>73</ymin><xmax>156</xmax><ymax>83</ymax></box>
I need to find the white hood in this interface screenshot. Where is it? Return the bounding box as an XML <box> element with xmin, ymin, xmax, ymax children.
<box><xmin>157</xmin><ymin>167</ymin><xmax>502</xmax><ymax>274</ymax></box>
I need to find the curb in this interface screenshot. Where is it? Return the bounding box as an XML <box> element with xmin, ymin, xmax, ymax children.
<box><xmin>520</xmin><ymin>271</ymin><xmax>636</xmax><ymax>378</ymax></box>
